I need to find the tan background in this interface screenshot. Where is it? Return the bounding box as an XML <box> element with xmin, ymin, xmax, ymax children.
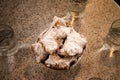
<box><xmin>0</xmin><ymin>0</ymin><xmax>120</xmax><ymax>80</ymax></box>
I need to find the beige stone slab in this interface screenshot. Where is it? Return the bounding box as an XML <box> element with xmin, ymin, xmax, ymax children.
<box><xmin>0</xmin><ymin>0</ymin><xmax>120</xmax><ymax>80</ymax></box>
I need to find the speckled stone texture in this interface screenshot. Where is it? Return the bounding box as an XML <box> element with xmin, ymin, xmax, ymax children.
<box><xmin>0</xmin><ymin>0</ymin><xmax>120</xmax><ymax>80</ymax></box>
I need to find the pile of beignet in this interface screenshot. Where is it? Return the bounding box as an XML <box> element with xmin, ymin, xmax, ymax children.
<box><xmin>32</xmin><ymin>16</ymin><xmax>87</xmax><ymax>70</ymax></box>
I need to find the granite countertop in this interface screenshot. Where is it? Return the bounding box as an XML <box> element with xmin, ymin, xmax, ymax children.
<box><xmin>0</xmin><ymin>0</ymin><xmax>120</xmax><ymax>80</ymax></box>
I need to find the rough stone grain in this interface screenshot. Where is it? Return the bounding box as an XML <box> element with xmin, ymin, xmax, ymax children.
<box><xmin>0</xmin><ymin>0</ymin><xmax>120</xmax><ymax>80</ymax></box>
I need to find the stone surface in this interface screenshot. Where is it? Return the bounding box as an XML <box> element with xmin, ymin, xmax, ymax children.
<box><xmin>0</xmin><ymin>0</ymin><xmax>120</xmax><ymax>80</ymax></box>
